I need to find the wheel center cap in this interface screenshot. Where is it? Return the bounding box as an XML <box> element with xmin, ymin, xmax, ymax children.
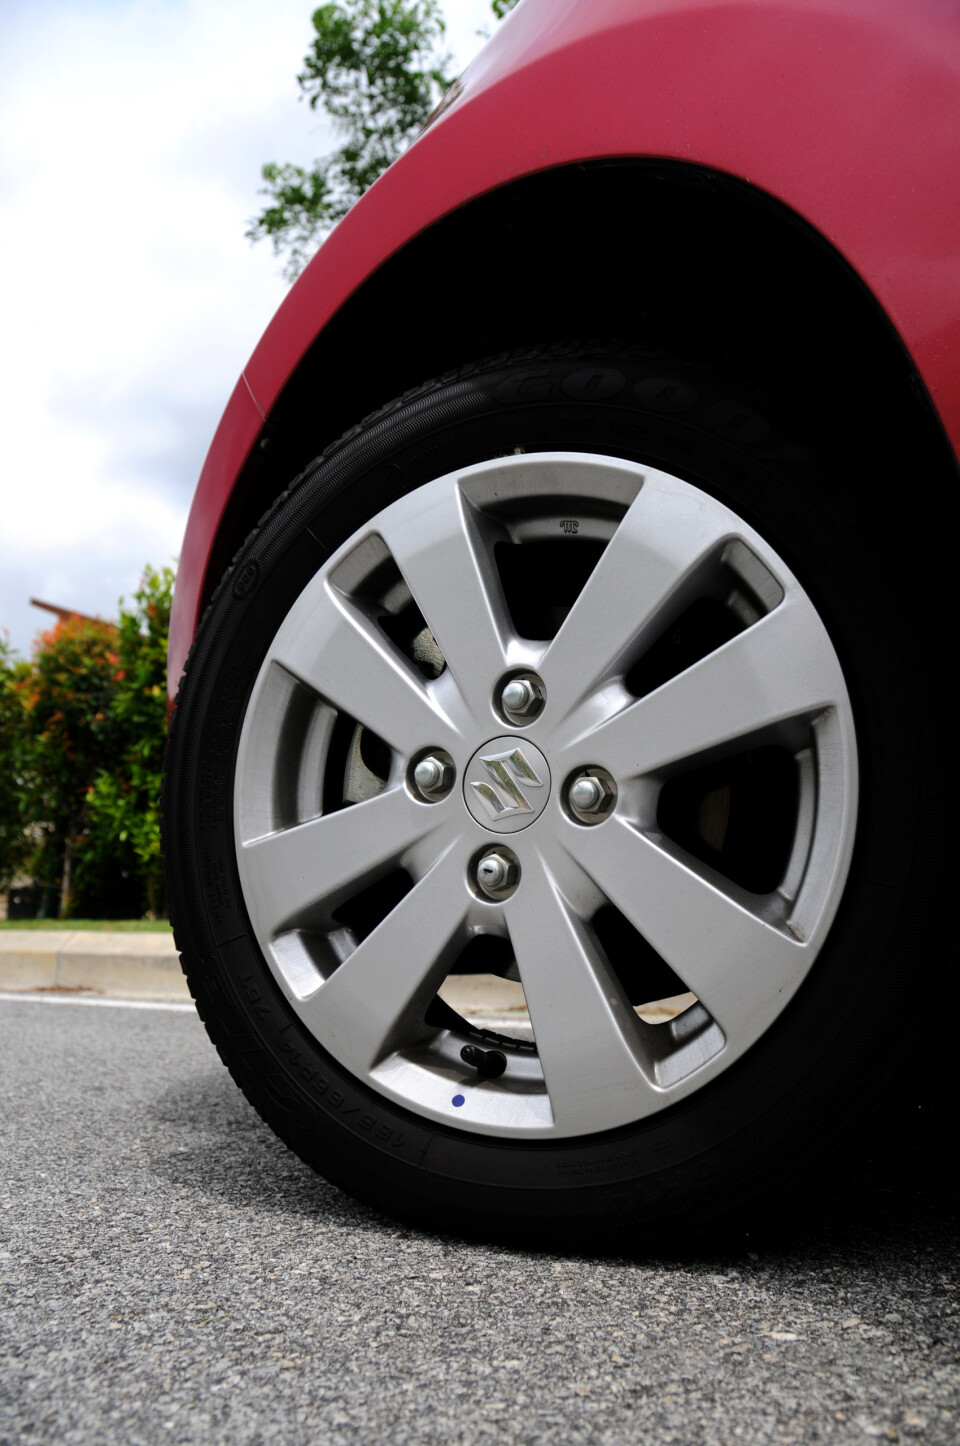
<box><xmin>463</xmin><ymin>736</ymin><xmax>551</xmax><ymax>833</ymax></box>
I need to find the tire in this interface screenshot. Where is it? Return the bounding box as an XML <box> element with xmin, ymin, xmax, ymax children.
<box><xmin>164</xmin><ymin>343</ymin><xmax>946</xmax><ymax>1246</ymax></box>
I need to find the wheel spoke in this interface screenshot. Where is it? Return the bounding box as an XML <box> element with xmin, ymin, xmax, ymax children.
<box><xmin>271</xmin><ymin>581</ymin><xmax>457</xmax><ymax>756</ymax></box>
<box><xmin>505</xmin><ymin>858</ymin><xmax>660</xmax><ymax>1131</ymax></box>
<box><xmin>570</xmin><ymin>815</ymin><xmax>805</xmax><ymax>1044</ymax></box>
<box><xmin>298</xmin><ymin>844</ymin><xmax>470</xmax><ymax>1073</ymax></box>
<box><xmin>239</xmin><ymin>786</ymin><xmax>437</xmax><ymax>936</ymax></box>
<box><xmin>377</xmin><ymin>481</ymin><xmax>512</xmax><ymax>722</ymax></box>
<box><xmin>562</xmin><ymin>594</ymin><xmax>843</xmax><ymax>779</ymax></box>
<box><xmin>542</xmin><ymin>471</ymin><xmax>737</xmax><ymax>720</ymax></box>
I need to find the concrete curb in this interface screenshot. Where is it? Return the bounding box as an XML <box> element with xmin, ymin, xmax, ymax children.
<box><xmin>0</xmin><ymin>930</ymin><xmax>188</xmax><ymax>1001</ymax></box>
<box><xmin>0</xmin><ymin>931</ymin><xmax>523</xmax><ymax>1012</ymax></box>
<box><xmin>0</xmin><ymin>931</ymin><xmax>689</xmax><ymax>1022</ymax></box>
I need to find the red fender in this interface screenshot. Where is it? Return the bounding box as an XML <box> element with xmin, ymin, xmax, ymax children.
<box><xmin>169</xmin><ymin>0</ymin><xmax>960</xmax><ymax>696</ymax></box>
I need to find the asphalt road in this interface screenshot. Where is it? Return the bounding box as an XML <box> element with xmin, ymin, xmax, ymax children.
<box><xmin>1</xmin><ymin>996</ymin><xmax>958</xmax><ymax>1446</ymax></box>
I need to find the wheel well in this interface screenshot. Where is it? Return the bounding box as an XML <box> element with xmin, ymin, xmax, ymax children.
<box><xmin>209</xmin><ymin>158</ymin><xmax>955</xmax><ymax>592</ymax></box>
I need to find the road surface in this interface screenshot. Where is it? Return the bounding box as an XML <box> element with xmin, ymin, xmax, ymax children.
<box><xmin>1</xmin><ymin>994</ymin><xmax>957</xmax><ymax>1444</ymax></box>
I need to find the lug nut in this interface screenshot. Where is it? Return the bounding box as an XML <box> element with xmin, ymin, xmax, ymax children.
<box><xmin>499</xmin><ymin>675</ymin><xmax>545</xmax><ymax>721</ymax></box>
<box><xmin>414</xmin><ymin>757</ymin><xmax>442</xmax><ymax>791</ymax></box>
<box><xmin>566</xmin><ymin>768</ymin><xmax>617</xmax><ymax>824</ymax></box>
<box><xmin>475</xmin><ymin>849</ymin><xmax>520</xmax><ymax>899</ymax></box>
<box><xmin>477</xmin><ymin>854</ymin><xmax>509</xmax><ymax>891</ymax></box>
<box><xmin>569</xmin><ymin>776</ymin><xmax>606</xmax><ymax>814</ymax></box>
<box><xmin>412</xmin><ymin>752</ymin><xmax>454</xmax><ymax>800</ymax></box>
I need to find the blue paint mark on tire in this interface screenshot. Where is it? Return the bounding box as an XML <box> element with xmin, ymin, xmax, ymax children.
<box><xmin>452</xmin><ymin>1094</ymin><xmax>465</xmax><ymax>1107</ymax></box>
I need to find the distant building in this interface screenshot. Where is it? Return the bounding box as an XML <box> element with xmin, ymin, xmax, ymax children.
<box><xmin>30</xmin><ymin>599</ymin><xmax>116</xmax><ymax>630</ymax></box>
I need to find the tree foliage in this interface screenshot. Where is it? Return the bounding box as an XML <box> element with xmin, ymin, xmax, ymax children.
<box><xmin>0</xmin><ymin>566</ymin><xmax>173</xmax><ymax>919</ymax></box>
<box><xmin>79</xmin><ymin>567</ymin><xmax>172</xmax><ymax>918</ymax></box>
<box><xmin>249</xmin><ymin>0</ymin><xmax>454</xmax><ymax>279</ymax></box>
<box><xmin>249</xmin><ymin>0</ymin><xmax>520</xmax><ymax>279</ymax></box>
<box><xmin>18</xmin><ymin>615</ymin><xmax>118</xmax><ymax>915</ymax></box>
<box><xmin>0</xmin><ymin>638</ymin><xmax>32</xmax><ymax>890</ymax></box>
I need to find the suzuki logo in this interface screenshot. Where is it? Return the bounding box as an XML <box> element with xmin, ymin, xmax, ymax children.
<box><xmin>470</xmin><ymin>748</ymin><xmax>544</xmax><ymax>819</ymax></box>
<box><xmin>464</xmin><ymin>736</ymin><xmax>551</xmax><ymax>833</ymax></box>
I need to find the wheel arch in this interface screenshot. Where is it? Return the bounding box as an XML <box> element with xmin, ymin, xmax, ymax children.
<box><xmin>169</xmin><ymin>158</ymin><xmax>957</xmax><ymax>699</ymax></box>
<box><xmin>212</xmin><ymin>159</ymin><xmax>955</xmax><ymax>571</ymax></box>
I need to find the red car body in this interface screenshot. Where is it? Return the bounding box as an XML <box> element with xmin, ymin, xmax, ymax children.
<box><xmin>168</xmin><ymin>0</ymin><xmax>960</xmax><ymax>698</ymax></box>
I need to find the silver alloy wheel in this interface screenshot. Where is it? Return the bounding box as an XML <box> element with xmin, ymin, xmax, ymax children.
<box><xmin>234</xmin><ymin>453</ymin><xmax>858</xmax><ymax>1140</ymax></box>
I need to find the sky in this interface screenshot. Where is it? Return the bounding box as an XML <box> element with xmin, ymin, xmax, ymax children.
<box><xmin>0</xmin><ymin>0</ymin><xmax>496</xmax><ymax>657</ymax></box>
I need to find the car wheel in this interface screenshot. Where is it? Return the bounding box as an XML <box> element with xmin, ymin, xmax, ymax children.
<box><xmin>164</xmin><ymin>344</ymin><xmax>941</xmax><ymax>1244</ymax></box>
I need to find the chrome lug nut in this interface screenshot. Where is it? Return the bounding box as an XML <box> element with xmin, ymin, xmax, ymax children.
<box><xmin>569</xmin><ymin>776</ymin><xmax>606</xmax><ymax>814</ymax></box>
<box><xmin>414</xmin><ymin>757</ymin><xmax>443</xmax><ymax>792</ymax></box>
<box><xmin>566</xmin><ymin>767</ymin><xmax>618</xmax><ymax>824</ymax></box>
<box><xmin>475</xmin><ymin>848</ymin><xmax>520</xmax><ymax>899</ymax></box>
<box><xmin>412</xmin><ymin>752</ymin><xmax>454</xmax><ymax>800</ymax></box>
<box><xmin>501</xmin><ymin>679</ymin><xmax>536</xmax><ymax>714</ymax></box>
<box><xmin>499</xmin><ymin>674</ymin><xmax>545</xmax><ymax>722</ymax></box>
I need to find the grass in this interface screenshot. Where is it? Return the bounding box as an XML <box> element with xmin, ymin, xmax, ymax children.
<box><xmin>0</xmin><ymin>918</ymin><xmax>172</xmax><ymax>932</ymax></box>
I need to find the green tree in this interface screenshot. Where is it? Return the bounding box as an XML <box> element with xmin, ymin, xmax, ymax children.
<box><xmin>3</xmin><ymin>566</ymin><xmax>173</xmax><ymax>920</ymax></box>
<box><xmin>249</xmin><ymin>0</ymin><xmax>453</xmax><ymax>279</ymax></box>
<box><xmin>18</xmin><ymin>616</ymin><xmax>118</xmax><ymax>916</ymax></box>
<box><xmin>249</xmin><ymin>0</ymin><xmax>519</xmax><ymax>279</ymax></box>
<box><xmin>79</xmin><ymin>566</ymin><xmax>173</xmax><ymax>919</ymax></box>
<box><xmin>0</xmin><ymin>637</ymin><xmax>31</xmax><ymax>890</ymax></box>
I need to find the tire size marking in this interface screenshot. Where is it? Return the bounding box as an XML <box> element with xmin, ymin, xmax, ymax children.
<box><xmin>235</xmin><ymin>970</ymin><xmax>425</xmax><ymax>1159</ymax></box>
<box><xmin>309</xmin><ymin>1072</ymin><xmax>417</xmax><ymax>1156</ymax></box>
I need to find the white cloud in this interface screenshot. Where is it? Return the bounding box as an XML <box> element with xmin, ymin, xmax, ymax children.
<box><xmin>0</xmin><ymin>0</ymin><xmax>494</xmax><ymax>655</ymax></box>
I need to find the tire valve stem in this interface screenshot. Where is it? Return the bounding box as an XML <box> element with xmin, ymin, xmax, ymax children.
<box><xmin>460</xmin><ymin>1044</ymin><xmax>508</xmax><ymax>1080</ymax></box>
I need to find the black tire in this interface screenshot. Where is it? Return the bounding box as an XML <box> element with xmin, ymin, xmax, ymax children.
<box><xmin>164</xmin><ymin>343</ymin><xmax>948</xmax><ymax>1247</ymax></box>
